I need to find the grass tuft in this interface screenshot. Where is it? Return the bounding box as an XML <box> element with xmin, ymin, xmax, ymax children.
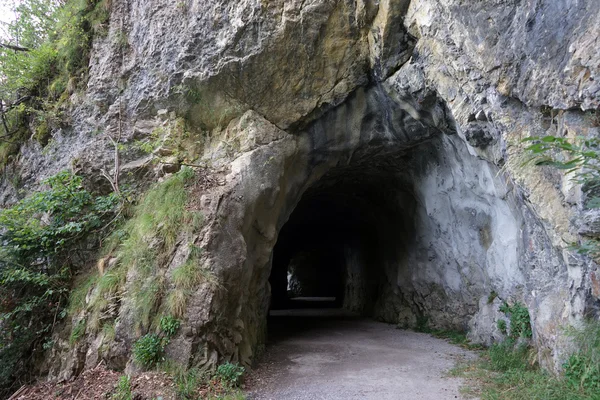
<box><xmin>166</xmin><ymin>289</ymin><xmax>187</xmax><ymax>318</ymax></box>
<box><xmin>87</xmin><ymin>167</ymin><xmax>202</xmax><ymax>331</ymax></box>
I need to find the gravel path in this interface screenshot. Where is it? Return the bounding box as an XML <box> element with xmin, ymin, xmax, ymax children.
<box><xmin>247</xmin><ymin>315</ymin><xmax>476</xmax><ymax>400</ymax></box>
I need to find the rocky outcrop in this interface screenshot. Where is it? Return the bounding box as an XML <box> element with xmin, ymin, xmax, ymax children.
<box><xmin>6</xmin><ymin>0</ymin><xmax>599</xmax><ymax>379</ymax></box>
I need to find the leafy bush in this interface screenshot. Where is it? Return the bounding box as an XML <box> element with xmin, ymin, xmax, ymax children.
<box><xmin>132</xmin><ymin>334</ymin><xmax>165</xmax><ymax>368</ymax></box>
<box><xmin>159</xmin><ymin>315</ymin><xmax>180</xmax><ymax>338</ymax></box>
<box><xmin>0</xmin><ymin>171</ymin><xmax>119</xmax><ymax>393</ymax></box>
<box><xmin>216</xmin><ymin>363</ymin><xmax>245</xmax><ymax>388</ymax></box>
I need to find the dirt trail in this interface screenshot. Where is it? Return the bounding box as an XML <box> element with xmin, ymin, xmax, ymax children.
<box><xmin>247</xmin><ymin>315</ymin><xmax>476</xmax><ymax>400</ymax></box>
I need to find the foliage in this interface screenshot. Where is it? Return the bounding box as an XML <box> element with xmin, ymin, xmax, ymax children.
<box><xmin>159</xmin><ymin>315</ymin><xmax>180</xmax><ymax>338</ymax></box>
<box><xmin>452</xmin><ymin>322</ymin><xmax>600</xmax><ymax>399</ymax></box>
<box><xmin>88</xmin><ymin>167</ymin><xmax>198</xmax><ymax>333</ymax></box>
<box><xmin>160</xmin><ymin>361</ymin><xmax>246</xmax><ymax>400</ymax></box>
<box><xmin>487</xmin><ymin>339</ymin><xmax>533</xmax><ymax>372</ymax></box>
<box><xmin>69</xmin><ymin>318</ymin><xmax>86</xmax><ymax>344</ymax></box>
<box><xmin>215</xmin><ymin>363</ymin><xmax>245</xmax><ymax>388</ymax></box>
<box><xmin>0</xmin><ymin>170</ymin><xmax>119</xmax><ymax>394</ymax></box>
<box><xmin>524</xmin><ymin>134</ymin><xmax>600</xmax><ymax>258</ymax></box>
<box><xmin>499</xmin><ymin>302</ymin><xmax>532</xmax><ymax>339</ymax></box>
<box><xmin>132</xmin><ymin>334</ymin><xmax>165</xmax><ymax>368</ymax></box>
<box><xmin>112</xmin><ymin>375</ymin><xmax>132</xmax><ymax>400</ymax></box>
<box><xmin>453</xmin><ymin>341</ymin><xmax>598</xmax><ymax>399</ymax></box>
<box><xmin>0</xmin><ymin>0</ymin><xmax>111</xmax><ymax>166</ymax></box>
<box><xmin>160</xmin><ymin>363</ymin><xmax>205</xmax><ymax>400</ymax></box>
<box><xmin>562</xmin><ymin>320</ymin><xmax>600</xmax><ymax>391</ymax></box>
<box><xmin>497</xmin><ymin>319</ymin><xmax>508</xmax><ymax>335</ymax></box>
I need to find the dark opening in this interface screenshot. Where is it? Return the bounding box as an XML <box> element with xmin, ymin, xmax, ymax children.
<box><xmin>268</xmin><ymin>159</ymin><xmax>418</xmax><ymax>318</ymax></box>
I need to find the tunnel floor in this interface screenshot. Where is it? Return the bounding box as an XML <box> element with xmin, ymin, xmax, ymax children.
<box><xmin>247</xmin><ymin>314</ymin><xmax>476</xmax><ymax>400</ymax></box>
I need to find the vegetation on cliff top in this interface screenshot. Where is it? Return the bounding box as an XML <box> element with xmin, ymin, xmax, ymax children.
<box><xmin>0</xmin><ymin>0</ymin><xmax>110</xmax><ymax>168</ymax></box>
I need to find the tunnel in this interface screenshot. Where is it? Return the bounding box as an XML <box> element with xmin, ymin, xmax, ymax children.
<box><xmin>209</xmin><ymin>81</ymin><xmax>524</xmax><ymax>366</ymax></box>
<box><xmin>268</xmin><ymin>149</ymin><xmax>419</xmax><ymax>319</ymax></box>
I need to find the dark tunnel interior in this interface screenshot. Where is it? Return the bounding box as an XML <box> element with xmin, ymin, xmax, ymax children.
<box><xmin>268</xmin><ymin>160</ymin><xmax>419</xmax><ymax>318</ymax></box>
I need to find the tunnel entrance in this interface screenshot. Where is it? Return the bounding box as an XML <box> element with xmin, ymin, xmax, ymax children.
<box><xmin>268</xmin><ymin>157</ymin><xmax>418</xmax><ymax>318</ymax></box>
<box><xmin>210</xmin><ymin>80</ymin><xmax>525</xmax><ymax>367</ymax></box>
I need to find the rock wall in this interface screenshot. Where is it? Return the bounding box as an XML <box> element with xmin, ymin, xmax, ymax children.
<box><xmin>6</xmin><ymin>0</ymin><xmax>599</xmax><ymax>378</ymax></box>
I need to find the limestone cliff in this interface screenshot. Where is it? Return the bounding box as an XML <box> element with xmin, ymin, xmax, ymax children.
<box><xmin>3</xmin><ymin>0</ymin><xmax>599</xmax><ymax>378</ymax></box>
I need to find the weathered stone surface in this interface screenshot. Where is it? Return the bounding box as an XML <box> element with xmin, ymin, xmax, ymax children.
<box><xmin>7</xmin><ymin>0</ymin><xmax>600</xmax><ymax>380</ymax></box>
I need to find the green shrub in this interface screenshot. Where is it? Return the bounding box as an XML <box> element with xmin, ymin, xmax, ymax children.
<box><xmin>159</xmin><ymin>316</ymin><xmax>180</xmax><ymax>338</ymax></box>
<box><xmin>216</xmin><ymin>363</ymin><xmax>245</xmax><ymax>388</ymax></box>
<box><xmin>0</xmin><ymin>171</ymin><xmax>119</xmax><ymax>393</ymax></box>
<box><xmin>132</xmin><ymin>334</ymin><xmax>164</xmax><ymax>368</ymax></box>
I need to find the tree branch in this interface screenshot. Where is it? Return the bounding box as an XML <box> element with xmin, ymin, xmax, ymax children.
<box><xmin>0</xmin><ymin>43</ymin><xmax>30</xmax><ymax>52</ymax></box>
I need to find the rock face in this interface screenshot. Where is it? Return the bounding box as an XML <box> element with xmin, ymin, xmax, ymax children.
<box><xmin>7</xmin><ymin>0</ymin><xmax>600</xmax><ymax>378</ymax></box>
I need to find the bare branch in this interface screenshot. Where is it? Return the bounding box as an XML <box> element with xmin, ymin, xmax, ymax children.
<box><xmin>0</xmin><ymin>43</ymin><xmax>30</xmax><ymax>52</ymax></box>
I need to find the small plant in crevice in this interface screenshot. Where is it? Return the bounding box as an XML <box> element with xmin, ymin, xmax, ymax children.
<box><xmin>159</xmin><ymin>315</ymin><xmax>180</xmax><ymax>338</ymax></box>
<box><xmin>499</xmin><ymin>301</ymin><xmax>532</xmax><ymax>339</ymax></box>
<box><xmin>215</xmin><ymin>362</ymin><xmax>245</xmax><ymax>388</ymax></box>
<box><xmin>69</xmin><ymin>318</ymin><xmax>87</xmax><ymax>345</ymax></box>
<box><xmin>487</xmin><ymin>290</ymin><xmax>498</xmax><ymax>304</ymax></box>
<box><xmin>497</xmin><ymin>318</ymin><xmax>508</xmax><ymax>335</ymax></box>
